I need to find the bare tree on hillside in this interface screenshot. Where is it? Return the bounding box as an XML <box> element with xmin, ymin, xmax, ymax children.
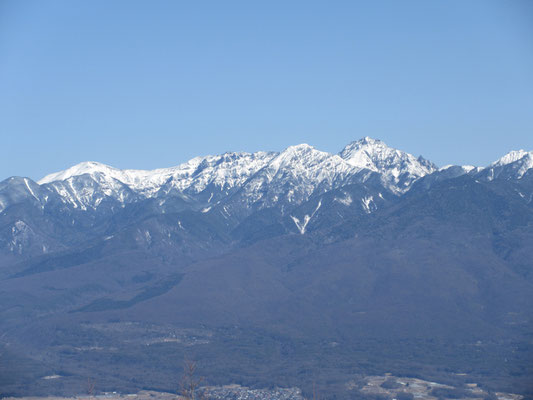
<box><xmin>179</xmin><ymin>359</ymin><xmax>205</xmax><ymax>400</ymax></box>
<box><xmin>87</xmin><ymin>377</ymin><xmax>95</xmax><ymax>397</ymax></box>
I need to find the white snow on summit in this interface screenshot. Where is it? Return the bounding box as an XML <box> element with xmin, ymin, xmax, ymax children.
<box><xmin>490</xmin><ymin>150</ymin><xmax>532</xmax><ymax>167</ymax></box>
<box><xmin>163</xmin><ymin>151</ymin><xmax>277</xmax><ymax>195</ymax></box>
<box><xmin>339</xmin><ymin>137</ymin><xmax>436</xmax><ymax>191</ymax></box>
<box><xmin>39</xmin><ymin>161</ymin><xmax>177</xmax><ymax>195</ymax></box>
<box><xmin>39</xmin><ymin>153</ymin><xmax>277</xmax><ymax>199</ymax></box>
<box><xmin>487</xmin><ymin>149</ymin><xmax>533</xmax><ymax>179</ymax></box>
<box><xmin>340</xmin><ymin>137</ymin><xmax>435</xmax><ymax>175</ymax></box>
<box><xmin>39</xmin><ymin>161</ymin><xmax>115</xmax><ymax>184</ymax></box>
<box><xmin>235</xmin><ymin>144</ymin><xmax>355</xmax><ymax>206</ymax></box>
<box><xmin>36</xmin><ymin>138</ymin><xmax>442</xmax><ymax>208</ymax></box>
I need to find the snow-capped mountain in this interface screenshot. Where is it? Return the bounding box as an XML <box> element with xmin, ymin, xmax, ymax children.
<box><xmin>226</xmin><ymin>144</ymin><xmax>357</xmax><ymax>209</ymax></box>
<box><xmin>155</xmin><ymin>151</ymin><xmax>277</xmax><ymax>198</ymax></box>
<box><xmin>39</xmin><ymin>152</ymin><xmax>278</xmax><ymax>198</ymax></box>
<box><xmin>339</xmin><ymin>137</ymin><xmax>437</xmax><ymax>192</ymax></box>
<box><xmin>34</xmin><ymin>138</ymin><xmax>437</xmax><ymax>211</ymax></box>
<box><xmin>481</xmin><ymin>150</ymin><xmax>533</xmax><ymax>181</ymax></box>
<box><xmin>0</xmin><ymin>137</ymin><xmax>444</xmax><ymax>255</ymax></box>
<box><xmin>5</xmin><ymin>138</ymin><xmax>533</xmax><ymax>217</ymax></box>
<box><xmin>19</xmin><ymin>138</ymin><xmax>533</xmax><ymax>216</ymax></box>
<box><xmin>2</xmin><ymin>137</ymin><xmax>533</xmax><ymax>257</ymax></box>
<box><xmin>36</xmin><ymin>152</ymin><xmax>278</xmax><ymax>210</ymax></box>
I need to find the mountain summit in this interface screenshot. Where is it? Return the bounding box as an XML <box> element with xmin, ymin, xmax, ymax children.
<box><xmin>339</xmin><ymin>137</ymin><xmax>435</xmax><ymax>173</ymax></box>
<box><xmin>477</xmin><ymin>149</ymin><xmax>533</xmax><ymax>181</ymax></box>
<box><xmin>339</xmin><ymin>137</ymin><xmax>437</xmax><ymax>191</ymax></box>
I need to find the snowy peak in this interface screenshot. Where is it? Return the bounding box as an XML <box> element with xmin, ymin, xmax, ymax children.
<box><xmin>269</xmin><ymin>144</ymin><xmax>335</xmax><ymax>170</ymax></box>
<box><xmin>36</xmin><ymin>152</ymin><xmax>279</xmax><ymax>209</ymax></box>
<box><xmin>484</xmin><ymin>149</ymin><xmax>533</xmax><ymax>180</ymax></box>
<box><xmin>163</xmin><ymin>151</ymin><xmax>278</xmax><ymax>194</ymax></box>
<box><xmin>339</xmin><ymin>137</ymin><xmax>435</xmax><ymax>174</ymax></box>
<box><xmin>229</xmin><ymin>144</ymin><xmax>356</xmax><ymax>208</ymax></box>
<box><xmin>267</xmin><ymin>143</ymin><xmax>354</xmax><ymax>183</ymax></box>
<box><xmin>38</xmin><ymin>161</ymin><xmax>178</xmax><ymax>195</ymax></box>
<box><xmin>44</xmin><ymin>174</ymin><xmax>137</xmax><ymax>210</ymax></box>
<box><xmin>339</xmin><ymin>137</ymin><xmax>437</xmax><ymax>192</ymax></box>
<box><xmin>38</xmin><ymin>161</ymin><xmax>118</xmax><ymax>184</ymax></box>
<box><xmin>490</xmin><ymin>150</ymin><xmax>532</xmax><ymax>168</ymax></box>
<box><xmin>339</xmin><ymin>137</ymin><xmax>384</xmax><ymax>170</ymax></box>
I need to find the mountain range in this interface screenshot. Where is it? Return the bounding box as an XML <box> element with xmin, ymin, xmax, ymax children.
<box><xmin>1</xmin><ymin>137</ymin><xmax>532</xmax><ymax>399</ymax></box>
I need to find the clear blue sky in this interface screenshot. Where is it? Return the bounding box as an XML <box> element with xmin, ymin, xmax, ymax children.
<box><xmin>1</xmin><ymin>0</ymin><xmax>532</xmax><ymax>180</ymax></box>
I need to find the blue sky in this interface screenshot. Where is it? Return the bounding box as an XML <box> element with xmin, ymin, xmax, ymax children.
<box><xmin>1</xmin><ymin>0</ymin><xmax>532</xmax><ymax>180</ymax></box>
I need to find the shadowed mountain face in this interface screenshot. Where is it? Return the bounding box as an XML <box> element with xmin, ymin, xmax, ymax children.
<box><xmin>1</xmin><ymin>139</ymin><xmax>532</xmax><ymax>398</ymax></box>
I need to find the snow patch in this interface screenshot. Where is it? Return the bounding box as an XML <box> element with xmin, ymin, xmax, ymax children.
<box><xmin>334</xmin><ymin>193</ymin><xmax>352</xmax><ymax>206</ymax></box>
<box><xmin>290</xmin><ymin>200</ymin><xmax>322</xmax><ymax>234</ymax></box>
<box><xmin>144</xmin><ymin>231</ymin><xmax>152</xmax><ymax>244</ymax></box>
<box><xmin>42</xmin><ymin>375</ymin><xmax>62</xmax><ymax>380</ymax></box>
<box><xmin>361</xmin><ymin>196</ymin><xmax>375</xmax><ymax>214</ymax></box>
<box><xmin>24</xmin><ymin>178</ymin><xmax>40</xmax><ymax>202</ymax></box>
